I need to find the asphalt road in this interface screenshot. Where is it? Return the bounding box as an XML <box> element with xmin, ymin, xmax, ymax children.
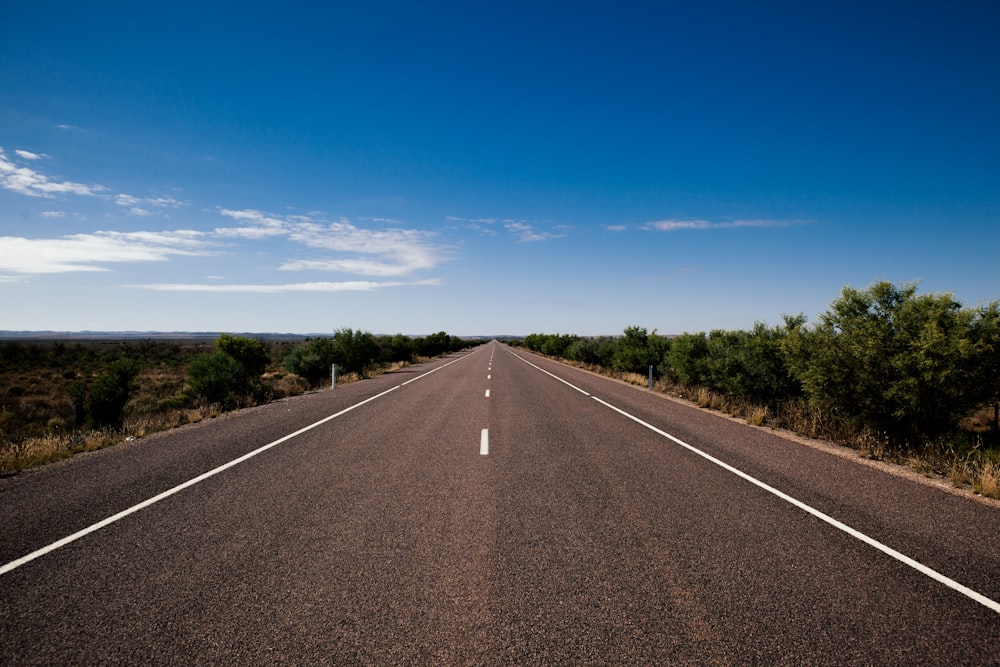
<box><xmin>2</xmin><ymin>341</ymin><xmax>998</xmax><ymax>665</ymax></box>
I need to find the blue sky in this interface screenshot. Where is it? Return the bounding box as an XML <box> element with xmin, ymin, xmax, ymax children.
<box><xmin>2</xmin><ymin>1</ymin><xmax>998</xmax><ymax>336</ymax></box>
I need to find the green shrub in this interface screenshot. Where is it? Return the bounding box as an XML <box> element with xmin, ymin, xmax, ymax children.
<box><xmin>216</xmin><ymin>333</ymin><xmax>269</xmax><ymax>382</ymax></box>
<box><xmin>667</xmin><ymin>333</ymin><xmax>711</xmax><ymax>387</ymax></box>
<box><xmin>704</xmin><ymin>319</ymin><xmax>803</xmax><ymax>405</ymax></box>
<box><xmin>88</xmin><ymin>359</ymin><xmax>140</xmax><ymax>428</ymax></box>
<box><xmin>332</xmin><ymin>328</ymin><xmax>380</xmax><ymax>377</ymax></box>
<box><xmin>284</xmin><ymin>337</ymin><xmax>337</xmax><ymax>387</ymax></box>
<box><xmin>784</xmin><ymin>281</ymin><xmax>1000</xmax><ymax>441</ymax></box>
<box><xmin>188</xmin><ymin>352</ymin><xmax>244</xmax><ymax>406</ymax></box>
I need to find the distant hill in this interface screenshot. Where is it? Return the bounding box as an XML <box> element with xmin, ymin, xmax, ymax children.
<box><xmin>0</xmin><ymin>331</ymin><xmax>318</xmax><ymax>341</ymax></box>
<box><xmin>0</xmin><ymin>331</ymin><xmax>520</xmax><ymax>341</ymax></box>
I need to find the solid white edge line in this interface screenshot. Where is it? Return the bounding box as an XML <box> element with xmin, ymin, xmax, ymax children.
<box><xmin>400</xmin><ymin>348</ymin><xmax>478</xmax><ymax>385</ymax></box>
<box><xmin>2</xmin><ymin>351</ymin><xmax>480</xmax><ymax>577</ymax></box>
<box><xmin>481</xmin><ymin>428</ymin><xmax>489</xmax><ymax>455</ymax></box>
<box><xmin>502</xmin><ymin>345</ymin><xmax>1000</xmax><ymax>616</ymax></box>
<box><xmin>588</xmin><ymin>396</ymin><xmax>1000</xmax><ymax>616</ymax></box>
<box><xmin>506</xmin><ymin>349</ymin><xmax>590</xmax><ymax>395</ymax></box>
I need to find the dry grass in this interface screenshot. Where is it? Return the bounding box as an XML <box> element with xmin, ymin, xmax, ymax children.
<box><xmin>1</xmin><ymin>429</ymin><xmax>120</xmax><ymax>473</ymax></box>
<box><xmin>746</xmin><ymin>406</ymin><xmax>769</xmax><ymax>427</ymax></box>
<box><xmin>0</xmin><ymin>405</ymin><xmax>231</xmax><ymax>474</ymax></box>
<box><xmin>0</xmin><ymin>345</ymin><xmax>418</xmax><ymax>474</ymax></box>
<box><xmin>971</xmin><ymin>461</ymin><xmax>1000</xmax><ymax>499</ymax></box>
<box><xmin>620</xmin><ymin>371</ymin><xmax>648</xmax><ymax>387</ymax></box>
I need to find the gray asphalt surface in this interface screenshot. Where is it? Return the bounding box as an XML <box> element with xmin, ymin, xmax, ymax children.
<box><xmin>2</xmin><ymin>341</ymin><xmax>998</xmax><ymax>665</ymax></box>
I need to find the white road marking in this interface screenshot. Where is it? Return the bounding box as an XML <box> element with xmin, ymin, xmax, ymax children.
<box><xmin>480</xmin><ymin>429</ymin><xmax>489</xmax><ymax>455</ymax></box>
<box><xmin>487</xmin><ymin>374</ymin><xmax>491</xmax><ymax>379</ymax></box>
<box><xmin>505</xmin><ymin>347</ymin><xmax>1000</xmax><ymax>616</ymax></box>
<box><xmin>485</xmin><ymin>389</ymin><xmax>490</xmax><ymax>398</ymax></box>
<box><xmin>1</xmin><ymin>353</ymin><xmax>478</xmax><ymax>577</ymax></box>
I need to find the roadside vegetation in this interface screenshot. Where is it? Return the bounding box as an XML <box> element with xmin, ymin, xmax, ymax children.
<box><xmin>513</xmin><ymin>281</ymin><xmax>1000</xmax><ymax>500</ymax></box>
<box><xmin>0</xmin><ymin>330</ymin><xmax>481</xmax><ymax>473</ymax></box>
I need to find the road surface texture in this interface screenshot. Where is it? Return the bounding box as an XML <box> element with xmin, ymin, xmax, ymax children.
<box><xmin>2</xmin><ymin>341</ymin><xmax>998</xmax><ymax>664</ymax></box>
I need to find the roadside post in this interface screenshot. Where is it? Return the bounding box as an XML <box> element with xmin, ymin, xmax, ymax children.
<box><xmin>332</xmin><ymin>364</ymin><xmax>336</xmax><ymax>388</ymax></box>
<box><xmin>648</xmin><ymin>365</ymin><xmax>653</xmax><ymax>390</ymax></box>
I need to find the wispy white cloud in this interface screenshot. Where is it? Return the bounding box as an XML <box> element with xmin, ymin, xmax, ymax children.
<box><xmin>217</xmin><ymin>208</ymin><xmax>445</xmax><ymax>276</ymax></box>
<box><xmin>0</xmin><ymin>146</ymin><xmax>107</xmax><ymax>198</ymax></box>
<box><xmin>14</xmin><ymin>149</ymin><xmax>47</xmax><ymax>161</ymax></box>
<box><xmin>115</xmin><ymin>193</ymin><xmax>185</xmax><ymax>216</ymax></box>
<box><xmin>0</xmin><ymin>230</ymin><xmax>210</xmax><ymax>275</ymax></box>
<box><xmin>215</xmin><ymin>209</ymin><xmax>289</xmax><ymax>239</ymax></box>
<box><xmin>447</xmin><ymin>215</ymin><xmax>501</xmax><ymax>237</ymax></box>
<box><xmin>642</xmin><ymin>218</ymin><xmax>805</xmax><ymax>231</ymax></box>
<box><xmin>451</xmin><ymin>216</ymin><xmax>565</xmax><ymax>242</ymax></box>
<box><xmin>505</xmin><ymin>219</ymin><xmax>565</xmax><ymax>243</ymax></box>
<box><xmin>0</xmin><ymin>149</ymin><xmax>446</xmax><ymax>291</ymax></box>
<box><xmin>447</xmin><ymin>216</ymin><xmax>499</xmax><ymax>225</ymax></box>
<box><xmin>132</xmin><ymin>278</ymin><xmax>441</xmax><ymax>293</ymax></box>
<box><xmin>279</xmin><ymin>258</ymin><xmax>423</xmax><ymax>277</ymax></box>
<box><xmin>361</xmin><ymin>216</ymin><xmax>403</xmax><ymax>224</ymax></box>
<box><xmin>606</xmin><ymin>224</ymin><xmax>628</xmax><ymax>232</ymax></box>
<box><xmin>115</xmin><ymin>194</ymin><xmax>184</xmax><ymax>208</ymax></box>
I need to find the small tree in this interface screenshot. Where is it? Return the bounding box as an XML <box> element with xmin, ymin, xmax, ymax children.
<box><xmin>705</xmin><ymin>319</ymin><xmax>802</xmax><ymax>404</ymax></box>
<box><xmin>284</xmin><ymin>337</ymin><xmax>337</xmax><ymax>387</ymax></box>
<box><xmin>612</xmin><ymin>326</ymin><xmax>652</xmax><ymax>374</ymax></box>
<box><xmin>216</xmin><ymin>333</ymin><xmax>269</xmax><ymax>383</ymax></box>
<box><xmin>88</xmin><ymin>359</ymin><xmax>140</xmax><ymax>428</ymax></box>
<box><xmin>417</xmin><ymin>331</ymin><xmax>452</xmax><ymax>358</ymax></box>
<box><xmin>784</xmin><ymin>281</ymin><xmax>999</xmax><ymax>441</ymax></box>
<box><xmin>382</xmin><ymin>333</ymin><xmax>415</xmax><ymax>364</ymax></box>
<box><xmin>188</xmin><ymin>352</ymin><xmax>244</xmax><ymax>406</ymax></box>
<box><xmin>667</xmin><ymin>333</ymin><xmax>711</xmax><ymax>387</ymax></box>
<box><xmin>332</xmin><ymin>328</ymin><xmax>380</xmax><ymax>377</ymax></box>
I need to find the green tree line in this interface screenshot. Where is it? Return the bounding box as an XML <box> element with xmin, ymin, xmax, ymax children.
<box><xmin>519</xmin><ymin>281</ymin><xmax>1000</xmax><ymax>449</ymax></box>
<box><xmin>189</xmin><ymin>329</ymin><xmax>479</xmax><ymax>405</ymax></box>
<box><xmin>2</xmin><ymin>329</ymin><xmax>477</xmax><ymax>433</ymax></box>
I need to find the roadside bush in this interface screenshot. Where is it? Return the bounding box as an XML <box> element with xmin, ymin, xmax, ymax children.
<box><xmin>188</xmin><ymin>352</ymin><xmax>244</xmax><ymax>406</ymax></box>
<box><xmin>283</xmin><ymin>337</ymin><xmax>337</xmax><ymax>387</ymax></box>
<box><xmin>564</xmin><ymin>337</ymin><xmax>604</xmax><ymax>365</ymax></box>
<box><xmin>381</xmin><ymin>333</ymin><xmax>415</xmax><ymax>364</ymax></box>
<box><xmin>606</xmin><ymin>326</ymin><xmax>672</xmax><ymax>376</ymax></box>
<box><xmin>216</xmin><ymin>333</ymin><xmax>269</xmax><ymax>381</ymax></box>
<box><xmin>784</xmin><ymin>281</ymin><xmax>1000</xmax><ymax>442</ymax></box>
<box><xmin>417</xmin><ymin>331</ymin><xmax>467</xmax><ymax>357</ymax></box>
<box><xmin>704</xmin><ymin>319</ymin><xmax>803</xmax><ymax>405</ymax></box>
<box><xmin>185</xmin><ymin>334</ymin><xmax>271</xmax><ymax>407</ymax></box>
<box><xmin>667</xmin><ymin>333</ymin><xmax>711</xmax><ymax>387</ymax></box>
<box><xmin>88</xmin><ymin>359</ymin><xmax>141</xmax><ymax>428</ymax></box>
<box><xmin>332</xmin><ymin>328</ymin><xmax>381</xmax><ymax>377</ymax></box>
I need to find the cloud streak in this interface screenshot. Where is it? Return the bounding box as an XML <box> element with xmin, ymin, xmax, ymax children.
<box><xmin>504</xmin><ymin>220</ymin><xmax>565</xmax><ymax>243</ymax></box>
<box><xmin>217</xmin><ymin>208</ymin><xmax>446</xmax><ymax>276</ymax></box>
<box><xmin>0</xmin><ymin>147</ymin><xmax>107</xmax><ymax>198</ymax></box>
<box><xmin>642</xmin><ymin>218</ymin><xmax>805</xmax><ymax>232</ymax></box>
<box><xmin>132</xmin><ymin>278</ymin><xmax>441</xmax><ymax>293</ymax></box>
<box><xmin>0</xmin><ymin>230</ymin><xmax>210</xmax><ymax>275</ymax></box>
<box><xmin>0</xmin><ymin>150</ymin><xmax>445</xmax><ymax>293</ymax></box>
<box><xmin>450</xmin><ymin>215</ymin><xmax>566</xmax><ymax>243</ymax></box>
<box><xmin>115</xmin><ymin>194</ymin><xmax>186</xmax><ymax>216</ymax></box>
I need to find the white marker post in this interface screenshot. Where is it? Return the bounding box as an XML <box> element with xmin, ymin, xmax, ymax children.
<box><xmin>331</xmin><ymin>364</ymin><xmax>336</xmax><ymax>388</ymax></box>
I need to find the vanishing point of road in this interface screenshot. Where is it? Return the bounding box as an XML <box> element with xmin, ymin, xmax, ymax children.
<box><xmin>2</xmin><ymin>341</ymin><xmax>998</xmax><ymax>664</ymax></box>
